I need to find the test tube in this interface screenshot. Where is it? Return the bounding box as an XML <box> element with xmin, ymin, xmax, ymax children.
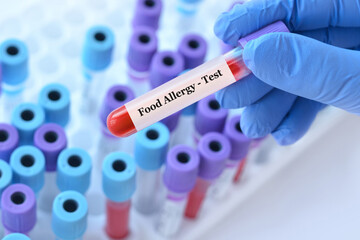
<box><xmin>209</xmin><ymin>115</ymin><xmax>251</xmax><ymax>198</ymax></box>
<box><xmin>11</xmin><ymin>103</ymin><xmax>45</xmax><ymax>146</ymax></box>
<box><xmin>133</xmin><ymin>122</ymin><xmax>169</xmax><ymax>214</ymax></box>
<box><xmin>0</xmin><ymin>123</ymin><xmax>19</xmax><ymax>162</ymax></box>
<box><xmin>149</xmin><ymin>51</ymin><xmax>185</xmax><ymax>133</ymax></box>
<box><xmin>0</xmin><ymin>39</ymin><xmax>29</xmax><ymax>121</ymax></box>
<box><xmin>97</xmin><ymin>85</ymin><xmax>135</xmax><ymax>158</ymax></box>
<box><xmin>127</xmin><ymin>26</ymin><xmax>158</xmax><ymax>83</ymax></box>
<box><xmin>107</xmin><ymin>21</ymin><xmax>289</xmax><ymax>138</ymax></box>
<box><xmin>34</xmin><ymin>123</ymin><xmax>67</xmax><ymax>212</ymax></box>
<box><xmin>157</xmin><ymin>145</ymin><xmax>200</xmax><ymax>237</ymax></box>
<box><xmin>56</xmin><ymin>148</ymin><xmax>92</xmax><ymax>194</ymax></box>
<box><xmin>3</xmin><ymin>233</ymin><xmax>31</xmax><ymax>240</ymax></box>
<box><xmin>102</xmin><ymin>152</ymin><xmax>136</xmax><ymax>239</ymax></box>
<box><xmin>10</xmin><ymin>146</ymin><xmax>45</xmax><ymax>195</ymax></box>
<box><xmin>184</xmin><ymin>132</ymin><xmax>230</xmax><ymax>219</ymax></box>
<box><xmin>38</xmin><ymin>83</ymin><xmax>70</xmax><ymax>128</ymax></box>
<box><xmin>193</xmin><ymin>94</ymin><xmax>228</xmax><ymax>143</ymax></box>
<box><xmin>81</xmin><ymin>25</ymin><xmax>115</xmax><ymax>113</ymax></box>
<box><xmin>1</xmin><ymin>184</ymin><xmax>36</xmax><ymax>235</ymax></box>
<box><xmin>132</xmin><ymin>0</ymin><xmax>162</xmax><ymax>30</ymax></box>
<box><xmin>52</xmin><ymin>191</ymin><xmax>88</xmax><ymax>240</ymax></box>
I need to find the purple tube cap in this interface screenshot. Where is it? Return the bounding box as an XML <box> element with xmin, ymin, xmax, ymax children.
<box><xmin>195</xmin><ymin>94</ymin><xmax>228</xmax><ymax>135</ymax></box>
<box><xmin>178</xmin><ymin>33</ymin><xmax>207</xmax><ymax>69</ymax></box>
<box><xmin>163</xmin><ymin>145</ymin><xmax>200</xmax><ymax>194</ymax></box>
<box><xmin>1</xmin><ymin>184</ymin><xmax>36</xmax><ymax>233</ymax></box>
<box><xmin>149</xmin><ymin>51</ymin><xmax>185</xmax><ymax>89</ymax></box>
<box><xmin>100</xmin><ymin>85</ymin><xmax>135</xmax><ymax>127</ymax></box>
<box><xmin>34</xmin><ymin>123</ymin><xmax>67</xmax><ymax>172</ymax></box>
<box><xmin>132</xmin><ymin>0</ymin><xmax>162</xmax><ymax>30</ymax></box>
<box><xmin>127</xmin><ymin>26</ymin><xmax>158</xmax><ymax>72</ymax></box>
<box><xmin>238</xmin><ymin>21</ymin><xmax>290</xmax><ymax>48</ymax></box>
<box><xmin>0</xmin><ymin>124</ymin><xmax>19</xmax><ymax>162</ymax></box>
<box><xmin>197</xmin><ymin>132</ymin><xmax>231</xmax><ymax>180</ymax></box>
<box><xmin>223</xmin><ymin>115</ymin><xmax>251</xmax><ymax>161</ymax></box>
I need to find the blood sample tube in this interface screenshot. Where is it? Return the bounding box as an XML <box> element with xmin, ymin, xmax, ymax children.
<box><xmin>127</xmin><ymin>26</ymin><xmax>158</xmax><ymax>83</ymax></box>
<box><xmin>102</xmin><ymin>152</ymin><xmax>136</xmax><ymax>239</ymax></box>
<box><xmin>52</xmin><ymin>191</ymin><xmax>88</xmax><ymax>240</ymax></box>
<box><xmin>38</xmin><ymin>83</ymin><xmax>70</xmax><ymax>128</ymax></box>
<box><xmin>107</xmin><ymin>21</ymin><xmax>289</xmax><ymax>138</ymax></box>
<box><xmin>98</xmin><ymin>85</ymin><xmax>135</xmax><ymax>158</ymax></box>
<box><xmin>209</xmin><ymin>115</ymin><xmax>251</xmax><ymax>198</ymax></box>
<box><xmin>56</xmin><ymin>148</ymin><xmax>92</xmax><ymax>194</ymax></box>
<box><xmin>133</xmin><ymin>122</ymin><xmax>169</xmax><ymax>214</ymax></box>
<box><xmin>132</xmin><ymin>0</ymin><xmax>162</xmax><ymax>30</ymax></box>
<box><xmin>0</xmin><ymin>39</ymin><xmax>29</xmax><ymax>121</ymax></box>
<box><xmin>157</xmin><ymin>145</ymin><xmax>200</xmax><ymax>237</ymax></box>
<box><xmin>184</xmin><ymin>132</ymin><xmax>230</xmax><ymax>219</ymax></box>
<box><xmin>3</xmin><ymin>233</ymin><xmax>31</xmax><ymax>240</ymax></box>
<box><xmin>1</xmin><ymin>184</ymin><xmax>36</xmax><ymax>235</ymax></box>
<box><xmin>81</xmin><ymin>25</ymin><xmax>115</xmax><ymax>113</ymax></box>
<box><xmin>11</xmin><ymin>103</ymin><xmax>45</xmax><ymax>146</ymax></box>
<box><xmin>0</xmin><ymin>123</ymin><xmax>19</xmax><ymax>162</ymax></box>
<box><xmin>34</xmin><ymin>123</ymin><xmax>67</xmax><ymax>212</ymax></box>
<box><xmin>10</xmin><ymin>146</ymin><xmax>45</xmax><ymax>195</ymax></box>
<box><xmin>194</xmin><ymin>94</ymin><xmax>228</xmax><ymax>143</ymax></box>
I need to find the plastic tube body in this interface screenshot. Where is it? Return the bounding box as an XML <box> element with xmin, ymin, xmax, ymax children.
<box><xmin>105</xmin><ymin>199</ymin><xmax>131</xmax><ymax>239</ymax></box>
<box><xmin>209</xmin><ymin>159</ymin><xmax>238</xmax><ymax>199</ymax></box>
<box><xmin>184</xmin><ymin>177</ymin><xmax>212</xmax><ymax>218</ymax></box>
<box><xmin>157</xmin><ymin>191</ymin><xmax>187</xmax><ymax>237</ymax></box>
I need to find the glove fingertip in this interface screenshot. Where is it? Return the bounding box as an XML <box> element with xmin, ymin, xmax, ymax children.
<box><xmin>272</xmin><ymin>129</ymin><xmax>296</xmax><ymax>146</ymax></box>
<box><xmin>240</xmin><ymin>115</ymin><xmax>272</xmax><ymax>139</ymax></box>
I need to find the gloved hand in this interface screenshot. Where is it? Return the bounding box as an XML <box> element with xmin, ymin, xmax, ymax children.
<box><xmin>214</xmin><ymin>0</ymin><xmax>360</xmax><ymax>145</ymax></box>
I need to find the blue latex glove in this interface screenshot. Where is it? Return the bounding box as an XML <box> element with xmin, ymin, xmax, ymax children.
<box><xmin>214</xmin><ymin>0</ymin><xmax>360</xmax><ymax>145</ymax></box>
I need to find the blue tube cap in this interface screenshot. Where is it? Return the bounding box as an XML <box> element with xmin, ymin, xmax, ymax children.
<box><xmin>0</xmin><ymin>160</ymin><xmax>12</xmax><ymax>199</ymax></box>
<box><xmin>39</xmin><ymin>83</ymin><xmax>70</xmax><ymax>127</ymax></box>
<box><xmin>3</xmin><ymin>233</ymin><xmax>31</xmax><ymax>240</ymax></box>
<box><xmin>11</xmin><ymin>103</ymin><xmax>45</xmax><ymax>145</ymax></box>
<box><xmin>52</xmin><ymin>191</ymin><xmax>88</xmax><ymax>240</ymax></box>
<box><xmin>102</xmin><ymin>152</ymin><xmax>136</xmax><ymax>202</ymax></box>
<box><xmin>82</xmin><ymin>25</ymin><xmax>115</xmax><ymax>71</ymax></box>
<box><xmin>10</xmin><ymin>146</ymin><xmax>45</xmax><ymax>194</ymax></box>
<box><xmin>57</xmin><ymin>148</ymin><xmax>92</xmax><ymax>194</ymax></box>
<box><xmin>135</xmin><ymin>122</ymin><xmax>169</xmax><ymax>171</ymax></box>
<box><xmin>0</xmin><ymin>39</ymin><xmax>29</xmax><ymax>87</ymax></box>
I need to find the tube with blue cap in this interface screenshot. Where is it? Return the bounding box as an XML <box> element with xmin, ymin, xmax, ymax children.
<box><xmin>133</xmin><ymin>122</ymin><xmax>169</xmax><ymax>214</ymax></box>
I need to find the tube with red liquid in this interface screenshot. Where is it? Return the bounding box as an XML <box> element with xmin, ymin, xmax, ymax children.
<box><xmin>107</xmin><ymin>21</ymin><xmax>289</xmax><ymax>138</ymax></box>
<box><xmin>184</xmin><ymin>132</ymin><xmax>231</xmax><ymax>219</ymax></box>
<box><xmin>102</xmin><ymin>152</ymin><xmax>136</xmax><ymax>239</ymax></box>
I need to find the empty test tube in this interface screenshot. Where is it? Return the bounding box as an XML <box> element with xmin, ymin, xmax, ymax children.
<box><xmin>34</xmin><ymin>123</ymin><xmax>67</xmax><ymax>212</ymax></box>
<box><xmin>102</xmin><ymin>152</ymin><xmax>136</xmax><ymax>239</ymax></box>
<box><xmin>11</xmin><ymin>103</ymin><xmax>45</xmax><ymax>146</ymax></box>
<box><xmin>39</xmin><ymin>83</ymin><xmax>70</xmax><ymax>128</ymax></box>
<box><xmin>157</xmin><ymin>145</ymin><xmax>199</xmax><ymax>237</ymax></box>
<box><xmin>52</xmin><ymin>191</ymin><xmax>88</xmax><ymax>240</ymax></box>
<box><xmin>1</xmin><ymin>184</ymin><xmax>36</xmax><ymax>235</ymax></box>
<box><xmin>0</xmin><ymin>39</ymin><xmax>29</xmax><ymax>121</ymax></box>
<box><xmin>210</xmin><ymin>115</ymin><xmax>251</xmax><ymax>198</ymax></box>
<box><xmin>184</xmin><ymin>132</ymin><xmax>230</xmax><ymax>219</ymax></box>
<box><xmin>10</xmin><ymin>146</ymin><xmax>45</xmax><ymax>195</ymax></box>
<box><xmin>132</xmin><ymin>0</ymin><xmax>163</xmax><ymax>30</ymax></box>
<box><xmin>0</xmin><ymin>123</ymin><xmax>19</xmax><ymax>162</ymax></box>
<box><xmin>133</xmin><ymin>122</ymin><xmax>169</xmax><ymax>214</ymax></box>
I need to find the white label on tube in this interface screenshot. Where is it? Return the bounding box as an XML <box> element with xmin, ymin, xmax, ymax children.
<box><xmin>125</xmin><ymin>56</ymin><xmax>236</xmax><ymax>131</ymax></box>
<box><xmin>209</xmin><ymin>165</ymin><xmax>237</xmax><ymax>199</ymax></box>
<box><xmin>157</xmin><ymin>198</ymin><xmax>186</xmax><ymax>237</ymax></box>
